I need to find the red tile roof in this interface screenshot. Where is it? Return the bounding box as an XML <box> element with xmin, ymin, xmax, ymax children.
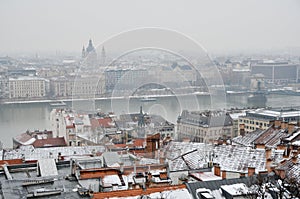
<box><xmin>90</xmin><ymin>117</ymin><xmax>114</xmax><ymax>130</ymax></box>
<box><xmin>66</xmin><ymin>125</ymin><xmax>75</xmax><ymax>129</ymax></box>
<box><xmin>80</xmin><ymin>168</ymin><xmax>119</xmax><ymax>179</ymax></box>
<box><xmin>99</xmin><ymin>118</ymin><xmax>113</xmax><ymax>128</ymax></box>
<box><xmin>0</xmin><ymin>159</ymin><xmax>23</xmax><ymax>166</ymax></box>
<box><xmin>114</xmin><ymin>139</ymin><xmax>145</xmax><ymax>149</ymax></box>
<box><xmin>33</xmin><ymin>137</ymin><xmax>67</xmax><ymax>148</ymax></box>
<box><xmin>92</xmin><ymin>184</ymin><xmax>186</xmax><ymax>198</ymax></box>
<box><xmin>134</xmin><ymin>138</ymin><xmax>145</xmax><ymax>147</ymax></box>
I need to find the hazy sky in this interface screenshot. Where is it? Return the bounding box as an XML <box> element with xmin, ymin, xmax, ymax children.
<box><xmin>0</xmin><ymin>0</ymin><xmax>300</xmax><ymax>55</ymax></box>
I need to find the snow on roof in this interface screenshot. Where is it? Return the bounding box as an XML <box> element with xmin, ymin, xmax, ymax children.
<box><xmin>3</xmin><ymin>145</ymin><xmax>105</xmax><ymax>161</ymax></box>
<box><xmin>139</xmin><ymin>158</ymin><xmax>159</xmax><ymax>165</ymax></box>
<box><xmin>221</xmin><ymin>183</ymin><xmax>249</xmax><ymax>196</ymax></box>
<box><xmin>232</xmin><ymin>129</ymin><xmax>264</xmax><ymax>147</ymax></box>
<box><xmin>292</xmin><ymin>140</ymin><xmax>300</xmax><ymax>146</ymax></box>
<box><xmin>110</xmin><ymin>188</ymin><xmax>192</xmax><ymax>199</ymax></box>
<box><xmin>247</xmin><ymin>109</ymin><xmax>300</xmax><ymax>119</ymax></box>
<box><xmin>201</xmin><ymin>192</ymin><xmax>214</xmax><ymax>198</ymax></box>
<box><xmin>211</xmin><ymin>189</ymin><xmax>225</xmax><ymax>199</ymax></box>
<box><xmin>38</xmin><ymin>159</ymin><xmax>58</xmax><ymax>177</ymax></box>
<box><xmin>20</xmin><ymin>137</ymin><xmax>36</xmax><ymax>146</ymax></box>
<box><xmin>213</xmin><ymin>145</ymin><xmax>266</xmax><ymax>173</ymax></box>
<box><xmin>102</xmin><ymin>175</ymin><xmax>122</xmax><ymax>186</ymax></box>
<box><xmin>190</xmin><ymin>172</ymin><xmax>222</xmax><ymax>181</ymax></box>
<box><xmin>165</xmin><ymin>142</ymin><xmax>213</xmax><ymax>160</ymax></box>
<box><xmin>102</xmin><ymin>152</ymin><xmax>121</xmax><ymax>167</ymax></box>
<box><xmin>150</xmin><ymin>169</ymin><xmax>166</xmax><ymax>176</ymax></box>
<box><xmin>165</xmin><ymin>142</ymin><xmax>213</xmax><ymax>171</ymax></box>
<box><xmin>229</xmin><ymin>112</ymin><xmax>246</xmax><ymax>120</ymax></box>
<box><xmin>285</xmin><ymin>130</ymin><xmax>300</xmax><ymax>141</ymax></box>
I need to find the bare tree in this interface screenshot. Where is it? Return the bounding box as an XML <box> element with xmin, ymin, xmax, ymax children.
<box><xmin>240</xmin><ymin>173</ymin><xmax>300</xmax><ymax>199</ymax></box>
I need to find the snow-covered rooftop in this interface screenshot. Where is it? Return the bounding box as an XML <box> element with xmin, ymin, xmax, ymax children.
<box><xmin>3</xmin><ymin>145</ymin><xmax>105</xmax><ymax>161</ymax></box>
<box><xmin>213</xmin><ymin>145</ymin><xmax>266</xmax><ymax>173</ymax></box>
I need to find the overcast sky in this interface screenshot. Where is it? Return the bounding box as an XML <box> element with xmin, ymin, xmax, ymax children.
<box><xmin>0</xmin><ymin>0</ymin><xmax>300</xmax><ymax>55</ymax></box>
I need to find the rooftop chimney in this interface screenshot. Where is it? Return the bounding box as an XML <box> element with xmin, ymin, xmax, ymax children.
<box><xmin>266</xmin><ymin>148</ymin><xmax>272</xmax><ymax>160</ymax></box>
<box><xmin>239</xmin><ymin>124</ymin><xmax>245</xmax><ymax>136</ymax></box>
<box><xmin>120</xmin><ymin>162</ymin><xmax>124</xmax><ymax>173</ymax></box>
<box><xmin>248</xmin><ymin>167</ymin><xmax>255</xmax><ymax>177</ymax></box>
<box><xmin>133</xmin><ymin>160</ymin><xmax>137</xmax><ymax>175</ymax></box>
<box><xmin>288</xmin><ymin>123</ymin><xmax>295</xmax><ymax>134</ymax></box>
<box><xmin>274</xmin><ymin>120</ymin><xmax>282</xmax><ymax>128</ymax></box>
<box><xmin>266</xmin><ymin>159</ymin><xmax>272</xmax><ymax>173</ymax></box>
<box><xmin>214</xmin><ymin>164</ymin><xmax>221</xmax><ymax>176</ymax></box>
<box><xmin>281</xmin><ymin>121</ymin><xmax>288</xmax><ymax>129</ymax></box>
<box><xmin>291</xmin><ymin>155</ymin><xmax>298</xmax><ymax>164</ymax></box>
<box><xmin>221</xmin><ymin>170</ymin><xmax>226</xmax><ymax>179</ymax></box>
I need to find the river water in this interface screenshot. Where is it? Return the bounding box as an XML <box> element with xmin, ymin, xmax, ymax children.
<box><xmin>0</xmin><ymin>94</ymin><xmax>299</xmax><ymax>148</ymax></box>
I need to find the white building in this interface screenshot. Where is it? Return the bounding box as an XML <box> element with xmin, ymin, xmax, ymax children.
<box><xmin>238</xmin><ymin>108</ymin><xmax>300</xmax><ymax>134</ymax></box>
<box><xmin>8</xmin><ymin>76</ymin><xmax>48</xmax><ymax>98</ymax></box>
<box><xmin>0</xmin><ymin>73</ymin><xmax>9</xmax><ymax>98</ymax></box>
<box><xmin>177</xmin><ymin>110</ymin><xmax>234</xmax><ymax>143</ymax></box>
<box><xmin>49</xmin><ymin>109</ymin><xmax>68</xmax><ymax>140</ymax></box>
<box><xmin>104</xmin><ymin>68</ymin><xmax>148</xmax><ymax>93</ymax></box>
<box><xmin>50</xmin><ymin>109</ymin><xmax>93</xmax><ymax>146</ymax></box>
<box><xmin>50</xmin><ymin>75</ymin><xmax>104</xmax><ymax>98</ymax></box>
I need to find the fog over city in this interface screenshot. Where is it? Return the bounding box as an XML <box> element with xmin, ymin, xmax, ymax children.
<box><xmin>1</xmin><ymin>0</ymin><xmax>300</xmax><ymax>55</ymax></box>
<box><xmin>1</xmin><ymin>1</ymin><xmax>300</xmax><ymax>198</ymax></box>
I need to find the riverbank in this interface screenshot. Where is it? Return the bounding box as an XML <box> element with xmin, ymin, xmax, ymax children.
<box><xmin>0</xmin><ymin>92</ymin><xmax>211</xmax><ymax>105</ymax></box>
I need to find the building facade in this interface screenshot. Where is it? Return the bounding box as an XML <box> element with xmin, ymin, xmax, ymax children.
<box><xmin>8</xmin><ymin>76</ymin><xmax>48</xmax><ymax>98</ymax></box>
<box><xmin>0</xmin><ymin>72</ymin><xmax>9</xmax><ymax>98</ymax></box>
<box><xmin>50</xmin><ymin>75</ymin><xmax>105</xmax><ymax>98</ymax></box>
<box><xmin>251</xmin><ymin>61</ymin><xmax>299</xmax><ymax>84</ymax></box>
<box><xmin>104</xmin><ymin>68</ymin><xmax>148</xmax><ymax>93</ymax></box>
<box><xmin>82</xmin><ymin>39</ymin><xmax>98</xmax><ymax>68</ymax></box>
<box><xmin>238</xmin><ymin>108</ymin><xmax>300</xmax><ymax>134</ymax></box>
<box><xmin>177</xmin><ymin>110</ymin><xmax>234</xmax><ymax>143</ymax></box>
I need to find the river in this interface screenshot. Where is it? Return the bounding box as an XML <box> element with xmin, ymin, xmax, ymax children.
<box><xmin>0</xmin><ymin>94</ymin><xmax>299</xmax><ymax>148</ymax></box>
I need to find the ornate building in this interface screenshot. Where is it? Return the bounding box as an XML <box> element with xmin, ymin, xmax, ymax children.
<box><xmin>82</xmin><ymin>39</ymin><xmax>98</xmax><ymax>67</ymax></box>
<box><xmin>177</xmin><ymin>110</ymin><xmax>234</xmax><ymax>143</ymax></box>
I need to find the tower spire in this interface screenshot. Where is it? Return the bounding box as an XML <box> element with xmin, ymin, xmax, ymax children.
<box><xmin>101</xmin><ymin>46</ymin><xmax>106</xmax><ymax>66</ymax></box>
<box><xmin>86</xmin><ymin>39</ymin><xmax>95</xmax><ymax>53</ymax></box>
<box><xmin>82</xmin><ymin>45</ymin><xmax>86</xmax><ymax>59</ymax></box>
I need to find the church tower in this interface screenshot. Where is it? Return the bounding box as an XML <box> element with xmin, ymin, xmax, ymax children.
<box><xmin>82</xmin><ymin>46</ymin><xmax>86</xmax><ymax>59</ymax></box>
<box><xmin>100</xmin><ymin>46</ymin><xmax>106</xmax><ymax>66</ymax></box>
<box><xmin>86</xmin><ymin>39</ymin><xmax>96</xmax><ymax>53</ymax></box>
<box><xmin>82</xmin><ymin>39</ymin><xmax>97</xmax><ymax>67</ymax></box>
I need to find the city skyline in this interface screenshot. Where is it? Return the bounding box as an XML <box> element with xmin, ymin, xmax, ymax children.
<box><xmin>0</xmin><ymin>0</ymin><xmax>300</xmax><ymax>55</ymax></box>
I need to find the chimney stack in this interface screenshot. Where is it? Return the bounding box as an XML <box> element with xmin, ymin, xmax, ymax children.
<box><xmin>214</xmin><ymin>164</ymin><xmax>221</xmax><ymax>176</ymax></box>
<box><xmin>288</xmin><ymin>123</ymin><xmax>295</xmax><ymax>134</ymax></box>
<box><xmin>133</xmin><ymin>160</ymin><xmax>137</xmax><ymax>175</ymax></box>
<box><xmin>265</xmin><ymin>148</ymin><xmax>272</xmax><ymax>160</ymax></box>
<box><xmin>291</xmin><ymin>155</ymin><xmax>298</xmax><ymax>164</ymax></box>
<box><xmin>248</xmin><ymin>167</ymin><xmax>255</xmax><ymax>177</ymax></box>
<box><xmin>120</xmin><ymin>162</ymin><xmax>124</xmax><ymax>173</ymax></box>
<box><xmin>281</xmin><ymin>121</ymin><xmax>288</xmax><ymax>129</ymax></box>
<box><xmin>274</xmin><ymin>120</ymin><xmax>282</xmax><ymax>128</ymax></box>
<box><xmin>239</xmin><ymin>124</ymin><xmax>245</xmax><ymax>136</ymax></box>
<box><xmin>221</xmin><ymin>170</ymin><xmax>226</xmax><ymax>179</ymax></box>
<box><xmin>291</xmin><ymin>150</ymin><xmax>298</xmax><ymax>164</ymax></box>
<box><xmin>266</xmin><ymin>159</ymin><xmax>272</xmax><ymax>173</ymax></box>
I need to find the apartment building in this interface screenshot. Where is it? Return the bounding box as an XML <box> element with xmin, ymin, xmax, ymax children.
<box><xmin>177</xmin><ymin>110</ymin><xmax>234</xmax><ymax>143</ymax></box>
<box><xmin>238</xmin><ymin>108</ymin><xmax>300</xmax><ymax>134</ymax></box>
<box><xmin>8</xmin><ymin>76</ymin><xmax>48</xmax><ymax>98</ymax></box>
